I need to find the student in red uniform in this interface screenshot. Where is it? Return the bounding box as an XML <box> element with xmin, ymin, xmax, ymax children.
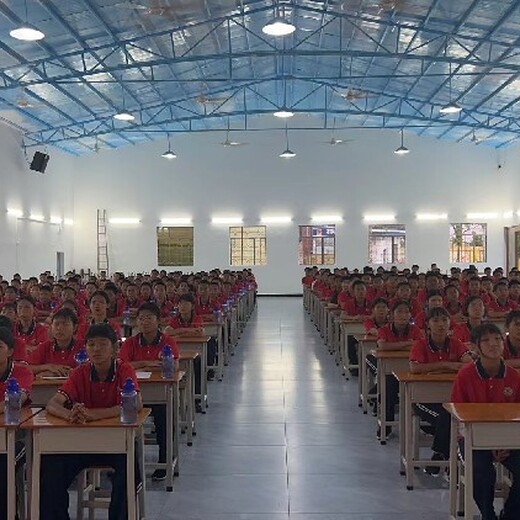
<box><xmin>139</xmin><ymin>282</ymin><xmax>153</xmax><ymax>303</ymax></box>
<box><xmin>15</xmin><ymin>296</ymin><xmax>48</xmax><ymax>353</ymax></box>
<box><xmin>28</xmin><ymin>308</ymin><xmax>83</xmax><ymax>377</ymax></box>
<box><xmin>0</xmin><ymin>315</ymin><xmax>27</xmax><ymax>362</ymax></box>
<box><xmin>444</xmin><ymin>284</ymin><xmax>464</xmax><ymax>321</ymax></box>
<box><xmin>35</xmin><ymin>284</ymin><xmax>55</xmax><ymax>320</ymax></box>
<box><xmin>451</xmin><ymin>323</ymin><xmax>520</xmax><ymax>520</ymax></box>
<box><xmin>0</xmin><ymin>302</ymin><xmax>17</xmax><ymax>324</ymax></box>
<box><xmin>116</xmin><ymin>282</ymin><xmax>141</xmax><ymax>318</ymax></box>
<box><xmin>376</xmin><ymin>300</ymin><xmax>424</xmax><ymax>439</ymax></box>
<box><xmin>416</xmin><ymin>272</ymin><xmax>442</xmax><ymax>306</ymax></box>
<box><xmin>120</xmin><ymin>302</ymin><xmax>179</xmax><ymax>480</ymax></box>
<box><xmin>488</xmin><ymin>280</ymin><xmax>518</xmax><ymax>318</ymax></box>
<box><xmin>503</xmin><ymin>310</ymin><xmax>520</xmax><ymax>368</ymax></box>
<box><xmin>0</xmin><ymin>326</ymin><xmax>33</xmax><ymax>519</ymax></box>
<box><xmin>389</xmin><ymin>281</ymin><xmax>421</xmax><ymax>317</ymax></box>
<box><xmin>451</xmin><ymin>295</ymin><xmax>486</xmax><ymax>347</ymax></box>
<box><xmin>76</xmin><ymin>291</ymin><xmax>121</xmax><ymax>343</ymax></box>
<box><xmin>414</xmin><ymin>290</ymin><xmax>445</xmax><ymax>330</ymax></box>
<box><xmin>409</xmin><ymin>307</ymin><xmax>472</xmax><ymax>474</ymax></box>
<box><xmin>152</xmin><ymin>281</ymin><xmax>172</xmax><ymax>318</ymax></box>
<box><xmin>509</xmin><ymin>279</ymin><xmax>520</xmax><ymax>305</ymax></box>
<box><xmin>41</xmin><ymin>323</ymin><xmax>142</xmax><ymax>520</ymax></box>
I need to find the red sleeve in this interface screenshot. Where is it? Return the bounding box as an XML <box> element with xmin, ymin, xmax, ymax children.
<box><xmin>13</xmin><ymin>338</ymin><xmax>27</xmax><ymax>362</ymax></box>
<box><xmin>452</xmin><ymin>338</ymin><xmax>470</xmax><ymax>360</ymax></box>
<box><xmin>58</xmin><ymin>367</ymin><xmax>83</xmax><ymax>403</ymax></box>
<box><xmin>164</xmin><ymin>336</ymin><xmax>179</xmax><ymax>359</ymax></box>
<box><xmin>14</xmin><ymin>364</ymin><xmax>34</xmax><ymax>395</ymax></box>
<box><xmin>409</xmin><ymin>339</ymin><xmax>427</xmax><ymax>364</ymax></box>
<box><xmin>119</xmin><ymin>337</ymin><xmax>135</xmax><ymax>362</ymax></box>
<box><xmin>168</xmin><ymin>316</ymin><xmax>180</xmax><ymax>329</ymax></box>
<box><xmin>27</xmin><ymin>341</ymin><xmax>50</xmax><ymax>365</ymax></box>
<box><xmin>377</xmin><ymin>327</ymin><xmax>390</xmax><ymax>342</ymax></box>
<box><xmin>451</xmin><ymin>369</ymin><xmax>470</xmax><ymax>402</ymax></box>
<box><xmin>411</xmin><ymin>325</ymin><xmax>424</xmax><ymax>341</ymax></box>
<box><xmin>192</xmin><ymin>315</ymin><xmax>204</xmax><ymax>328</ymax></box>
<box><xmin>363</xmin><ymin>319</ymin><xmax>375</xmax><ymax>333</ymax></box>
<box><xmin>36</xmin><ymin>324</ymin><xmax>49</xmax><ymax>345</ymax></box>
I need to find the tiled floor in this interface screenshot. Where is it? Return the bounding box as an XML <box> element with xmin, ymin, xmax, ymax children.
<box><xmin>142</xmin><ymin>297</ymin><xmax>448</xmax><ymax>519</ymax></box>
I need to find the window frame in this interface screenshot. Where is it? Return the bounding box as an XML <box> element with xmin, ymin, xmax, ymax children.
<box><xmin>229</xmin><ymin>226</ymin><xmax>267</xmax><ymax>266</ymax></box>
<box><xmin>449</xmin><ymin>223</ymin><xmax>488</xmax><ymax>263</ymax></box>
<box><xmin>367</xmin><ymin>224</ymin><xmax>406</xmax><ymax>265</ymax></box>
<box><xmin>156</xmin><ymin>226</ymin><xmax>194</xmax><ymax>267</ymax></box>
<box><xmin>298</xmin><ymin>224</ymin><xmax>336</xmax><ymax>266</ymax></box>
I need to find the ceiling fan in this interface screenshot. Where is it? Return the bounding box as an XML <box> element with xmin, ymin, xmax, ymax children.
<box><xmin>320</xmin><ymin>118</ymin><xmax>355</xmax><ymax>145</ymax></box>
<box><xmin>339</xmin><ymin>87</ymin><xmax>372</xmax><ymax>102</ymax></box>
<box><xmin>220</xmin><ymin>119</ymin><xmax>248</xmax><ymax>147</ymax></box>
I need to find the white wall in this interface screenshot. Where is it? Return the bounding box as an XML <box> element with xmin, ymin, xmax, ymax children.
<box><xmin>59</xmin><ymin>123</ymin><xmax>520</xmax><ymax>293</ymax></box>
<box><xmin>0</xmin><ymin>124</ymin><xmax>75</xmax><ymax>278</ymax></box>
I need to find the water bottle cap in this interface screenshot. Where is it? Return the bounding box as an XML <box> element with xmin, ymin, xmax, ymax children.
<box><xmin>162</xmin><ymin>345</ymin><xmax>173</xmax><ymax>357</ymax></box>
<box><xmin>122</xmin><ymin>378</ymin><xmax>135</xmax><ymax>393</ymax></box>
<box><xmin>6</xmin><ymin>378</ymin><xmax>20</xmax><ymax>393</ymax></box>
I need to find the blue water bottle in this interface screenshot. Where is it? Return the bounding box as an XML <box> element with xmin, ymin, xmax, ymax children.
<box><xmin>74</xmin><ymin>348</ymin><xmax>89</xmax><ymax>366</ymax></box>
<box><xmin>161</xmin><ymin>345</ymin><xmax>174</xmax><ymax>379</ymax></box>
<box><xmin>120</xmin><ymin>378</ymin><xmax>138</xmax><ymax>424</ymax></box>
<box><xmin>213</xmin><ymin>306</ymin><xmax>221</xmax><ymax>324</ymax></box>
<box><xmin>4</xmin><ymin>378</ymin><xmax>22</xmax><ymax>425</ymax></box>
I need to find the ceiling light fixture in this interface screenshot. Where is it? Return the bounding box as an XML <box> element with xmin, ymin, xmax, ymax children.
<box><xmin>262</xmin><ymin>4</ymin><xmax>295</xmax><ymax>36</ymax></box>
<box><xmin>9</xmin><ymin>0</ymin><xmax>45</xmax><ymax>41</ymax></box>
<box><xmin>212</xmin><ymin>217</ymin><xmax>243</xmax><ymax>225</ymax></box>
<box><xmin>274</xmin><ymin>77</ymin><xmax>294</xmax><ymax>118</ymax></box>
<box><xmin>394</xmin><ymin>129</ymin><xmax>410</xmax><ymax>155</ymax></box>
<box><xmin>113</xmin><ymin>111</ymin><xmax>135</xmax><ymax>122</ymax></box>
<box><xmin>440</xmin><ymin>52</ymin><xmax>463</xmax><ymax>115</ymax></box>
<box><xmin>7</xmin><ymin>208</ymin><xmax>23</xmax><ymax>218</ymax></box>
<box><xmin>64</xmin><ymin>218</ymin><xmax>74</xmax><ymax>226</ymax></box>
<box><xmin>161</xmin><ymin>218</ymin><xmax>192</xmax><ymax>225</ymax></box>
<box><xmin>416</xmin><ymin>213</ymin><xmax>448</xmax><ymax>221</ymax></box>
<box><xmin>311</xmin><ymin>215</ymin><xmax>343</xmax><ymax>223</ymax></box>
<box><xmin>50</xmin><ymin>216</ymin><xmax>63</xmax><ymax>225</ymax></box>
<box><xmin>280</xmin><ymin>125</ymin><xmax>296</xmax><ymax>158</ymax></box>
<box><xmin>161</xmin><ymin>134</ymin><xmax>177</xmax><ymax>159</ymax></box>
<box><xmin>29</xmin><ymin>214</ymin><xmax>45</xmax><ymax>222</ymax></box>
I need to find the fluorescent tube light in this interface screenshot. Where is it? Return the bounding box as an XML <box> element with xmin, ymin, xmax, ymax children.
<box><xmin>109</xmin><ymin>217</ymin><xmax>141</xmax><ymax>224</ymax></box>
<box><xmin>212</xmin><ymin>217</ymin><xmax>243</xmax><ymax>225</ymax></box>
<box><xmin>311</xmin><ymin>215</ymin><xmax>343</xmax><ymax>223</ymax></box>
<box><xmin>416</xmin><ymin>213</ymin><xmax>448</xmax><ymax>221</ymax></box>
<box><xmin>160</xmin><ymin>218</ymin><xmax>192</xmax><ymax>225</ymax></box>
<box><xmin>29</xmin><ymin>214</ymin><xmax>45</xmax><ymax>222</ymax></box>
<box><xmin>260</xmin><ymin>216</ymin><xmax>292</xmax><ymax>224</ymax></box>
<box><xmin>503</xmin><ymin>211</ymin><xmax>514</xmax><ymax>219</ymax></box>
<box><xmin>363</xmin><ymin>214</ymin><xmax>396</xmax><ymax>222</ymax></box>
<box><xmin>64</xmin><ymin>218</ymin><xmax>74</xmax><ymax>226</ymax></box>
<box><xmin>466</xmin><ymin>212</ymin><xmax>498</xmax><ymax>220</ymax></box>
<box><xmin>7</xmin><ymin>208</ymin><xmax>23</xmax><ymax>218</ymax></box>
<box><xmin>50</xmin><ymin>216</ymin><xmax>63</xmax><ymax>225</ymax></box>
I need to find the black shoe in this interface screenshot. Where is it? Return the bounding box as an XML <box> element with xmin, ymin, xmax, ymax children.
<box><xmin>425</xmin><ymin>452</ymin><xmax>446</xmax><ymax>476</ymax></box>
<box><xmin>376</xmin><ymin>426</ymin><xmax>392</xmax><ymax>440</ymax></box>
<box><xmin>207</xmin><ymin>369</ymin><xmax>215</xmax><ymax>381</ymax></box>
<box><xmin>151</xmin><ymin>469</ymin><xmax>167</xmax><ymax>481</ymax></box>
<box><xmin>195</xmin><ymin>401</ymin><xmax>203</xmax><ymax>413</ymax></box>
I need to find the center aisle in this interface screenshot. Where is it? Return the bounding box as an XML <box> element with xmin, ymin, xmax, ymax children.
<box><xmin>148</xmin><ymin>297</ymin><xmax>446</xmax><ymax>519</ymax></box>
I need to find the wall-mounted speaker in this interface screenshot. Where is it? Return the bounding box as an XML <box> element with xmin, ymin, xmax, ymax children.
<box><xmin>30</xmin><ymin>151</ymin><xmax>50</xmax><ymax>173</ymax></box>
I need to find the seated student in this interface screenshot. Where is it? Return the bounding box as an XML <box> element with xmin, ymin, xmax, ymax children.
<box><xmin>103</xmin><ymin>283</ymin><xmax>120</xmax><ymax>319</ymax></box>
<box><xmin>151</xmin><ymin>281</ymin><xmax>172</xmax><ymax>319</ymax></box>
<box><xmin>376</xmin><ymin>300</ymin><xmax>424</xmax><ymax>439</ymax></box>
<box><xmin>451</xmin><ymin>323</ymin><xmax>520</xmax><ymax>520</ymax></box>
<box><xmin>15</xmin><ymin>296</ymin><xmax>48</xmax><ymax>353</ymax></box>
<box><xmin>35</xmin><ymin>284</ymin><xmax>55</xmax><ymax>320</ymax></box>
<box><xmin>414</xmin><ymin>290</ymin><xmax>445</xmax><ymax>330</ymax></box>
<box><xmin>409</xmin><ymin>307</ymin><xmax>472</xmax><ymax>474</ymax></box>
<box><xmin>416</xmin><ymin>272</ymin><xmax>442</xmax><ymax>306</ymax></box>
<box><xmin>389</xmin><ymin>281</ymin><xmax>421</xmax><ymax>317</ymax></box>
<box><xmin>452</xmin><ymin>295</ymin><xmax>487</xmax><ymax>347</ymax></box>
<box><xmin>504</xmin><ymin>310</ymin><xmax>520</xmax><ymax>369</ymax></box>
<box><xmin>41</xmin><ymin>324</ymin><xmax>142</xmax><ymax>520</ymax></box>
<box><xmin>139</xmin><ymin>282</ymin><xmax>154</xmax><ymax>304</ymax></box>
<box><xmin>28</xmin><ymin>308</ymin><xmax>83</xmax><ymax>377</ymax></box>
<box><xmin>117</xmin><ymin>282</ymin><xmax>141</xmax><ymax>318</ymax></box>
<box><xmin>509</xmin><ymin>279</ymin><xmax>520</xmax><ymax>305</ymax></box>
<box><xmin>0</xmin><ymin>326</ymin><xmax>34</xmax><ymax>519</ymax></box>
<box><xmin>0</xmin><ymin>302</ymin><xmax>17</xmax><ymax>325</ymax></box>
<box><xmin>0</xmin><ymin>313</ymin><xmax>27</xmax><ymax>362</ymax></box>
<box><xmin>120</xmin><ymin>302</ymin><xmax>179</xmax><ymax>481</ymax></box>
<box><xmin>444</xmin><ymin>284</ymin><xmax>464</xmax><ymax>322</ymax></box>
<box><xmin>76</xmin><ymin>290</ymin><xmax>121</xmax><ymax>343</ymax></box>
<box><xmin>488</xmin><ymin>280</ymin><xmax>518</xmax><ymax>318</ymax></box>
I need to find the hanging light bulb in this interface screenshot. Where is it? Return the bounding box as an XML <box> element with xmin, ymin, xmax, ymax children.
<box><xmin>274</xmin><ymin>77</ymin><xmax>294</xmax><ymax>118</ymax></box>
<box><xmin>262</xmin><ymin>5</ymin><xmax>295</xmax><ymax>36</ymax></box>
<box><xmin>161</xmin><ymin>134</ymin><xmax>177</xmax><ymax>159</ymax></box>
<box><xmin>113</xmin><ymin>111</ymin><xmax>135</xmax><ymax>122</ymax></box>
<box><xmin>280</xmin><ymin>125</ymin><xmax>296</xmax><ymax>158</ymax></box>
<box><xmin>394</xmin><ymin>129</ymin><xmax>410</xmax><ymax>155</ymax></box>
<box><xmin>440</xmin><ymin>53</ymin><xmax>463</xmax><ymax>115</ymax></box>
<box><xmin>9</xmin><ymin>0</ymin><xmax>45</xmax><ymax>41</ymax></box>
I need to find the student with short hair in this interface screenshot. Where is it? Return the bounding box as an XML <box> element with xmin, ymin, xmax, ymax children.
<box><xmin>488</xmin><ymin>281</ymin><xmax>518</xmax><ymax>318</ymax></box>
<box><xmin>504</xmin><ymin>310</ymin><xmax>520</xmax><ymax>368</ymax></box>
<box><xmin>451</xmin><ymin>295</ymin><xmax>486</xmax><ymax>346</ymax></box>
<box><xmin>41</xmin><ymin>323</ymin><xmax>142</xmax><ymax>520</ymax></box>
<box><xmin>120</xmin><ymin>302</ymin><xmax>179</xmax><ymax>480</ymax></box>
<box><xmin>15</xmin><ymin>296</ymin><xmax>49</xmax><ymax>352</ymax></box>
<box><xmin>28</xmin><ymin>308</ymin><xmax>83</xmax><ymax>377</ymax></box>
<box><xmin>414</xmin><ymin>290</ymin><xmax>445</xmax><ymax>330</ymax></box>
<box><xmin>451</xmin><ymin>323</ymin><xmax>520</xmax><ymax>520</ymax></box>
<box><xmin>409</xmin><ymin>307</ymin><xmax>472</xmax><ymax>474</ymax></box>
<box><xmin>0</xmin><ymin>326</ymin><xmax>33</xmax><ymax>519</ymax></box>
<box><xmin>164</xmin><ymin>293</ymin><xmax>204</xmax><ymax>338</ymax></box>
<box><xmin>76</xmin><ymin>291</ymin><xmax>121</xmax><ymax>342</ymax></box>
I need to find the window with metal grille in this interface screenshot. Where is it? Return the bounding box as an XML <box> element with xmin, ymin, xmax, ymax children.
<box><xmin>298</xmin><ymin>225</ymin><xmax>336</xmax><ymax>265</ymax></box>
<box><xmin>368</xmin><ymin>225</ymin><xmax>406</xmax><ymax>264</ymax></box>
<box><xmin>157</xmin><ymin>227</ymin><xmax>194</xmax><ymax>266</ymax></box>
<box><xmin>449</xmin><ymin>223</ymin><xmax>487</xmax><ymax>263</ymax></box>
<box><xmin>229</xmin><ymin>226</ymin><xmax>267</xmax><ymax>266</ymax></box>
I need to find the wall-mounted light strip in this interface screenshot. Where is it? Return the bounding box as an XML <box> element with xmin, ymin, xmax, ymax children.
<box><xmin>7</xmin><ymin>208</ymin><xmax>23</xmax><ymax>217</ymax></box>
<box><xmin>466</xmin><ymin>212</ymin><xmax>498</xmax><ymax>219</ymax></box>
<box><xmin>212</xmin><ymin>217</ymin><xmax>243</xmax><ymax>225</ymax></box>
<box><xmin>160</xmin><ymin>217</ymin><xmax>192</xmax><ymax>225</ymax></box>
<box><xmin>416</xmin><ymin>213</ymin><xmax>448</xmax><ymax>221</ymax></box>
<box><xmin>64</xmin><ymin>218</ymin><xmax>74</xmax><ymax>226</ymax></box>
<box><xmin>260</xmin><ymin>216</ymin><xmax>292</xmax><ymax>224</ymax></box>
<box><xmin>363</xmin><ymin>214</ymin><xmax>396</xmax><ymax>222</ymax></box>
<box><xmin>50</xmin><ymin>216</ymin><xmax>63</xmax><ymax>225</ymax></box>
<box><xmin>109</xmin><ymin>218</ymin><xmax>141</xmax><ymax>224</ymax></box>
<box><xmin>29</xmin><ymin>214</ymin><xmax>45</xmax><ymax>222</ymax></box>
<box><xmin>503</xmin><ymin>211</ymin><xmax>514</xmax><ymax>219</ymax></box>
<box><xmin>311</xmin><ymin>215</ymin><xmax>343</xmax><ymax>223</ymax></box>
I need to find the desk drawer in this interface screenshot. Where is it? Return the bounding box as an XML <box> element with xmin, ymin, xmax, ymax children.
<box><xmin>36</xmin><ymin>428</ymin><xmax>128</xmax><ymax>453</ymax></box>
<box><xmin>410</xmin><ymin>382</ymin><xmax>453</xmax><ymax>403</ymax></box>
<box><xmin>0</xmin><ymin>429</ymin><xmax>6</xmax><ymax>452</ymax></box>
<box><xmin>470</xmin><ymin>423</ymin><xmax>520</xmax><ymax>448</ymax></box>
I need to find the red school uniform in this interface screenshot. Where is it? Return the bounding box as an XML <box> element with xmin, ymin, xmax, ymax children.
<box><xmin>503</xmin><ymin>336</ymin><xmax>520</xmax><ymax>361</ymax></box>
<box><xmin>337</xmin><ymin>291</ymin><xmax>351</xmax><ymax>311</ymax></box>
<box><xmin>409</xmin><ymin>336</ymin><xmax>469</xmax><ymax>364</ymax></box>
<box><xmin>14</xmin><ymin>320</ymin><xmax>48</xmax><ymax>350</ymax></box>
<box><xmin>76</xmin><ymin>318</ymin><xmax>121</xmax><ymax>343</ymax></box>
<box><xmin>120</xmin><ymin>332</ymin><xmax>179</xmax><ymax>362</ymax></box>
<box><xmin>0</xmin><ymin>360</ymin><xmax>34</xmax><ymax>398</ymax></box>
<box><xmin>377</xmin><ymin>323</ymin><xmax>423</xmax><ymax>343</ymax></box>
<box><xmin>451</xmin><ymin>360</ymin><xmax>520</xmax><ymax>403</ymax></box>
<box><xmin>58</xmin><ymin>359</ymin><xmax>139</xmax><ymax>409</ymax></box>
<box><xmin>28</xmin><ymin>339</ymin><xmax>84</xmax><ymax>367</ymax></box>
<box><xmin>343</xmin><ymin>298</ymin><xmax>372</xmax><ymax>317</ymax></box>
<box><xmin>13</xmin><ymin>338</ymin><xmax>28</xmax><ymax>362</ymax></box>
<box><xmin>116</xmin><ymin>298</ymin><xmax>142</xmax><ymax>317</ymax></box>
<box><xmin>168</xmin><ymin>313</ymin><xmax>204</xmax><ymax>329</ymax></box>
<box><xmin>487</xmin><ymin>298</ymin><xmax>519</xmax><ymax>313</ymax></box>
<box><xmin>195</xmin><ymin>297</ymin><xmax>220</xmax><ymax>316</ymax></box>
<box><xmin>363</xmin><ymin>318</ymin><xmax>388</xmax><ymax>334</ymax></box>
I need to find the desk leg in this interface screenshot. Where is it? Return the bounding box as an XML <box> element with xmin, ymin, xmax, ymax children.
<box><xmin>398</xmin><ymin>381</ymin><xmax>405</xmax><ymax>477</ymax></box>
<box><xmin>217</xmin><ymin>325</ymin><xmax>224</xmax><ymax>381</ymax></box>
<box><xmin>361</xmin><ymin>347</ymin><xmax>369</xmax><ymax>414</ymax></box>
<box><xmin>138</xmin><ymin>428</ymin><xmax>146</xmax><ymax>520</ymax></box>
<box><xmin>449</xmin><ymin>416</ymin><xmax>458</xmax><ymax>518</ymax></box>
<box><xmin>378</xmin><ymin>360</ymin><xmax>386</xmax><ymax>445</ymax></box>
<box><xmin>166</xmin><ymin>385</ymin><xmax>174</xmax><ymax>491</ymax></box>
<box><xmin>404</xmin><ymin>384</ymin><xmax>414</xmax><ymax>489</ymax></box>
<box><xmin>126</xmin><ymin>430</ymin><xmax>137</xmax><ymax>520</ymax></box>
<box><xmin>7</xmin><ymin>430</ymin><xmax>15</xmax><ymax>520</ymax></box>
<box><xmin>201</xmin><ymin>342</ymin><xmax>208</xmax><ymax>410</ymax></box>
<box><xmin>187</xmin><ymin>360</ymin><xmax>195</xmax><ymax>443</ymax></box>
<box><xmin>30</xmin><ymin>431</ymin><xmax>41</xmax><ymax>520</ymax></box>
<box><xmin>464</xmin><ymin>425</ymin><xmax>473</xmax><ymax>520</ymax></box>
<box><xmin>173</xmin><ymin>383</ymin><xmax>180</xmax><ymax>477</ymax></box>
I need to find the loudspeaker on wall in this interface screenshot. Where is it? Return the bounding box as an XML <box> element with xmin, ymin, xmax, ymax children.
<box><xmin>30</xmin><ymin>151</ymin><xmax>50</xmax><ymax>173</ymax></box>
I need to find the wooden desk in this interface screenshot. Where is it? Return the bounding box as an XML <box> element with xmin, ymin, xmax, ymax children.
<box><xmin>23</xmin><ymin>408</ymin><xmax>151</xmax><ymax>520</ymax></box>
<box><xmin>203</xmin><ymin>321</ymin><xmax>225</xmax><ymax>381</ymax></box>
<box><xmin>445</xmin><ymin>403</ymin><xmax>520</xmax><ymax>520</ymax></box>
<box><xmin>178</xmin><ymin>336</ymin><xmax>211</xmax><ymax>412</ymax></box>
<box><xmin>354</xmin><ymin>335</ymin><xmax>378</xmax><ymax>413</ymax></box>
<box><xmin>1</xmin><ymin>407</ymin><xmax>40</xmax><ymax>520</ymax></box>
<box><xmin>373</xmin><ymin>349</ymin><xmax>410</xmax><ymax>445</ymax></box>
<box><xmin>394</xmin><ymin>371</ymin><xmax>455</xmax><ymax>489</ymax></box>
<box><xmin>340</xmin><ymin>319</ymin><xmax>365</xmax><ymax>378</ymax></box>
<box><xmin>138</xmin><ymin>370</ymin><xmax>185</xmax><ymax>491</ymax></box>
<box><xmin>179</xmin><ymin>350</ymin><xmax>198</xmax><ymax>440</ymax></box>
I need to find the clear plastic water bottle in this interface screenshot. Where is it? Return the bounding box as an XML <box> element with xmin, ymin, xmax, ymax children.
<box><xmin>161</xmin><ymin>345</ymin><xmax>174</xmax><ymax>379</ymax></box>
<box><xmin>4</xmin><ymin>378</ymin><xmax>22</xmax><ymax>425</ymax></box>
<box><xmin>74</xmin><ymin>348</ymin><xmax>89</xmax><ymax>366</ymax></box>
<box><xmin>122</xmin><ymin>306</ymin><xmax>131</xmax><ymax>327</ymax></box>
<box><xmin>120</xmin><ymin>378</ymin><xmax>138</xmax><ymax>424</ymax></box>
<box><xmin>213</xmin><ymin>307</ymin><xmax>221</xmax><ymax>324</ymax></box>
